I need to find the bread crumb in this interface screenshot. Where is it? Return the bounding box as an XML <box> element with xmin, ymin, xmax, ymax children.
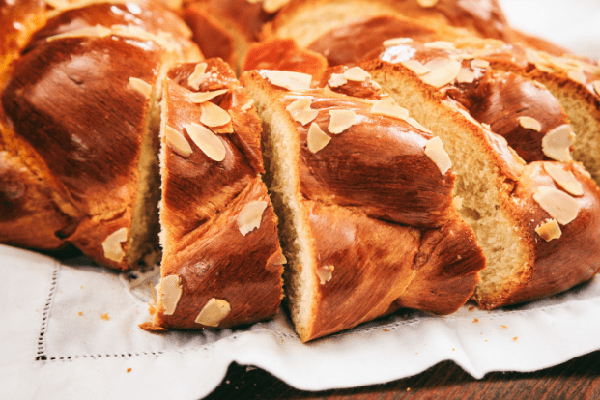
<box><xmin>468</xmin><ymin>306</ymin><xmax>475</xmax><ymax>311</ymax></box>
<box><xmin>78</xmin><ymin>311</ymin><xmax>83</xmax><ymax>316</ymax></box>
<box><xmin>407</xmin><ymin>387</ymin><xmax>412</xmax><ymax>392</ymax></box>
<box><xmin>472</xmin><ymin>318</ymin><xmax>479</xmax><ymax>323</ymax></box>
<box><xmin>501</xmin><ymin>325</ymin><xmax>508</xmax><ymax>329</ymax></box>
<box><xmin>127</xmin><ymin>368</ymin><xmax>132</xmax><ymax>373</ymax></box>
<box><xmin>100</xmin><ymin>313</ymin><xmax>110</xmax><ymax>321</ymax></box>
<box><xmin>513</xmin><ymin>337</ymin><xmax>518</xmax><ymax>341</ymax></box>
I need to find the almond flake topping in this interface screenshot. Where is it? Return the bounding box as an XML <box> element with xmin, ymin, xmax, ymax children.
<box><xmin>159</xmin><ymin>275</ymin><xmax>183</xmax><ymax>315</ymax></box>
<box><xmin>471</xmin><ymin>59</ymin><xmax>490</xmax><ymax>69</ymax></box>
<box><xmin>400</xmin><ymin>60</ymin><xmax>431</xmax><ymax>75</ymax></box>
<box><xmin>307</xmin><ymin>123</ymin><xmax>330</xmax><ymax>154</ymax></box>
<box><xmin>317</xmin><ymin>265</ymin><xmax>334</xmax><ymax>285</ymax></box>
<box><xmin>424</xmin><ymin>41</ymin><xmax>456</xmax><ymax>50</ymax></box>
<box><xmin>541</xmin><ymin>125</ymin><xmax>575</xmax><ymax>162</ymax></box>
<box><xmin>101</xmin><ymin>227</ymin><xmax>128</xmax><ymax>263</ymax></box>
<box><xmin>533</xmin><ymin>186</ymin><xmax>580</xmax><ymax>225</ymax></box>
<box><xmin>128</xmin><ymin>77</ymin><xmax>152</xmax><ymax>99</ymax></box>
<box><xmin>343</xmin><ymin>67</ymin><xmax>371</xmax><ymax>82</ymax></box>
<box><xmin>518</xmin><ymin>116</ymin><xmax>542</xmax><ymax>131</ymax></box>
<box><xmin>185</xmin><ymin>123</ymin><xmax>226</xmax><ymax>161</ymax></box>
<box><xmin>187</xmin><ymin>89</ymin><xmax>228</xmax><ymax>103</ymax></box>
<box><xmin>406</xmin><ymin>117</ymin><xmax>432</xmax><ymax>133</ymax></box>
<box><xmin>420</xmin><ymin>58</ymin><xmax>462</xmax><ymax>88</ymax></box>
<box><xmin>238</xmin><ymin>200</ymin><xmax>268</xmax><ymax>236</ymax></box>
<box><xmin>242</xmin><ymin>100</ymin><xmax>254</xmax><ymax>111</ymax></box>
<box><xmin>567</xmin><ymin>70</ymin><xmax>586</xmax><ymax>85</ymax></box>
<box><xmin>383</xmin><ymin>37</ymin><xmax>414</xmax><ymax>47</ymax></box>
<box><xmin>543</xmin><ymin>163</ymin><xmax>584</xmax><ymax>196</ymax></box>
<box><xmin>456</xmin><ymin>68</ymin><xmax>475</xmax><ymax>83</ymax></box>
<box><xmin>200</xmin><ymin>101</ymin><xmax>232</xmax><ymax>127</ymax></box>
<box><xmin>165</xmin><ymin>126</ymin><xmax>192</xmax><ymax>157</ymax></box>
<box><xmin>328</xmin><ymin>73</ymin><xmax>348</xmax><ymax>88</ymax></box>
<box><xmin>482</xmin><ymin>123</ymin><xmax>492</xmax><ymax>130</ymax></box>
<box><xmin>328</xmin><ymin>110</ymin><xmax>358</xmax><ymax>134</ymax></box>
<box><xmin>46</xmin><ymin>25</ymin><xmax>112</xmax><ymax>42</ymax></box>
<box><xmin>188</xmin><ymin>63</ymin><xmax>208</xmax><ymax>90</ymax></box>
<box><xmin>263</xmin><ymin>70</ymin><xmax>312</xmax><ymax>92</ymax></box>
<box><xmin>370</xmin><ymin>98</ymin><xmax>409</xmax><ymax>120</ymax></box>
<box><xmin>592</xmin><ymin>81</ymin><xmax>600</xmax><ymax>97</ymax></box>
<box><xmin>535</xmin><ymin>219</ymin><xmax>561</xmax><ymax>242</ymax></box>
<box><xmin>424</xmin><ymin>136</ymin><xmax>452</xmax><ymax>175</ymax></box>
<box><xmin>286</xmin><ymin>98</ymin><xmax>319</xmax><ymax>126</ymax></box>
<box><xmin>194</xmin><ymin>299</ymin><xmax>231</xmax><ymax>327</ymax></box>
<box><xmin>416</xmin><ymin>0</ymin><xmax>439</xmax><ymax>7</ymax></box>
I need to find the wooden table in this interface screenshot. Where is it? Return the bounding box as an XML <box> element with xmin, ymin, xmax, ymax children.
<box><xmin>204</xmin><ymin>350</ymin><xmax>600</xmax><ymax>399</ymax></box>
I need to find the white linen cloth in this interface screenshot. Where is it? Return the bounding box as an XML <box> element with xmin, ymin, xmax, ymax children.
<box><xmin>2</xmin><ymin>2</ymin><xmax>600</xmax><ymax>399</ymax></box>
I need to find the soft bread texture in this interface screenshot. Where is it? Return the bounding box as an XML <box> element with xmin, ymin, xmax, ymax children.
<box><xmin>0</xmin><ymin>1</ymin><xmax>200</xmax><ymax>269</ymax></box>
<box><xmin>242</xmin><ymin>70</ymin><xmax>484</xmax><ymax>341</ymax></box>
<box><xmin>361</xmin><ymin>42</ymin><xmax>600</xmax><ymax>308</ymax></box>
<box><xmin>150</xmin><ymin>59</ymin><xmax>284</xmax><ymax>329</ymax></box>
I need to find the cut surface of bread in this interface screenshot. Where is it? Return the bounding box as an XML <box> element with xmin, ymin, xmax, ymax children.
<box><xmin>242</xmin><ymin>69</ymin><xmax>485</xmax><ymax>341</ymax></box>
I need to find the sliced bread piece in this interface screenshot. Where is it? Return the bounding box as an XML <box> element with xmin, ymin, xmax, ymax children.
<box><xmin>242</xmin><ymin>69</ymin><xmax>484</xmax><ymax>341</ymax></box>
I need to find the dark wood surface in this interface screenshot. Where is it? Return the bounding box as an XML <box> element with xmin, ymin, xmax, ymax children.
<box><xmin>204</xmin><ymin>350</ymin><xmax>600</xmax><ymax>399</ymax></box>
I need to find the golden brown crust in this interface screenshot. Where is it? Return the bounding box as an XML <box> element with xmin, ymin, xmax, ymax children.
<box><xmin>317</xmin><ymin>65</ymin><xmax>384</xmax><ymax>99</ymax></box>
<box><xmin>242</xmin><ymin>39</ymin><xmax>329</xmax><ymax>79</ymax></box>
<box><xmin>391</xmin><ymin>217</ymin><xmax>485</xmax><ymax>314</ymax></box>
<box><xmin>282</xmin><ymin>90</ymin><xmax>456</xmax><ymax>228</ymax></box>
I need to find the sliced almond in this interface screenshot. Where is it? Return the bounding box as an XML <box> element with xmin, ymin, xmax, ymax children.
<box><xmin>317</xmin><ymin>265</ymin><xmax>334</xmax><ymax>285</ymax></box>
<box><xmin>263</xmin><ymin>0</ymin><xmax>291</xmax><ymax>13</ymax></box>
<box><xmin>424</xmin><ymin>136</ymin><xmax>452</xmax><ymax>175</ymax></box>
<box><xmin>416</xmin><ymin>0</ymin><xmax>439</xmax><ymax>8</ymax></box>
<box><xmin>370</xmin><ymin>98</ymin><xmax>409</xmax><ymax>120</ymax></box>
<box><xmin>328</xmin><ymin>110</ymin><xmax>358</xmax><ymax>134</ymax></box>
<box><xmin>383</xmin><ymin>37</ymin><xmax>414</xmax><ymax>47</ymax></box>
<box><xmin>46</xmin><ymin>25</ymin><xmax>112</xmax><ymax>42</ymax></box>
<box><xmin>188</xmin><ymin>63</ymin><xmax>208</xmax><ymax>91</ymax></box>
<box><xmin>533</xmin><ymin>186</ymin><xmax>580</xmax><ymax>225</ymax></box>
<box><xmin>328</xmin><ymin>73</ymin><xmax>348</xmax><ymax>88</ymax></box>
<box><xmin>200</xmin><ymin>101</ymin><xmax>232</xmax><ymax>127</ymax></box>
<box><xmin>128</xmin><ymin>77</ymin><xmax>152</xmax><ymax>99</ymax></box>
<box><xmin>242</xmin><ymin>99</ymin><xmax>254</xmax><ymax>111</ymax></box>
<box><xmin>541</xmin><ymin>125</ymin><xmax>575</xmax><ymax>162</ymax></box>
<box><xmin>424</xmin><ymin>41</ymin><xmax>456</xmax><ymax>50</ymax></box>
<box><xmin>592</xmin><ymin>80</ymin><xmax>600</xmax><ymax>96</ymax></box>
<box><xmin>286</xmin><ymin>98</ymin><xmax>319</xmax><ymax>126</ymax></box>
<box><xmin>421</xmin><ymin>58</ymin><xmax>462</xmax><ymax>88</ymax></box>
<box><xmin>406</xmin><ymin>117</ymin><xmax>432</xmax><ymax>134</ymax></box>
<box><xmin>185</xmin><ymin>123</ymin><xmax>226</xmax><ymax>161</ymax></box>
<box><xmin>518</xmin><ymin>116</ymin><xmax>542</xmax><ymax>131</ymax></box>
<box><xmin>456</xmin><ymin>68</ymin><xmax>475</xmax><ymax>84</ymax></box>
<box><xmin>263</xmin><ymin>70</ymin><xmax>312</xmax><ymax>92</ymax></box>
<box><xmin>532</xmin><ymin>80</ymin><xmax>548</xmax><ymax>90</ymax></box>
<box><xmin>567</xmin><ymin>70</ymin><xmax>586</xmax><ymax>85</ymax></box>
<box><xmin>471</xmin><ymin>59</ymin><xmax>490</xmax><ymax>69</ymax></box>
<box><xmin>535</xmin><ymin>219</ymin><xmax>562</xmax><ymax>242</ymax></box>
<box><xmin>238</xmin><ymin>200</ymin><xmax>268</xmax><ymax>236</ymax></box>
<box><xmin>194</xmin><ymin>299</ymin><xmax>231</xmax><ymax>327</ymax></box>
<box><xmin>307</xmin><ymin>123</ymin><xmax>330</xmax><ymax>154</ymax></box>
<box><xmin>400</xmin><ymin>60</ymin><xmax>431</xmax><ymax>75</ymax></box>
<box><xmin>543</xmin><ymin>163</ymin><xmax>584</xmax><ymax>196</ymax></box>
<box><xmin>508</xmin><ymin>146</ymin><xmax>527</xmax><ymax>165</ymax></box>
<box><xmin>187</xmin><ymin>89</ymin><xmax>228</xmax><ymax>103</ymax></box>
<box><xmin>159</xmin><ymin>275</ymin><xmax>183</xmax><ymax>315</ymax></box>
<box><xmin>481</xmin><ymin>123</ymin><xmax>492</xmax><ymax>130</ymax></box>
<box><xmin>101</xmin><ymin>227</ymin><xmax>128</xmax><ymax>263</ymax></box>
<box><xmin>165</xmin><ymin>126</ymin><xmax>192</xmax><ymax>157</ymax></box>
<box><xmin>343</xmin><ymin>67</ymin><xmax>371</xmax><ymax>82</ymax></box>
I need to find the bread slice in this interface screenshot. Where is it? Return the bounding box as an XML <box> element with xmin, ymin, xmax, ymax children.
<box><xmin>148</xmin><ymin>59</ymin><xmax>284</xmax><ymax>330</ymax></box>
<box><xmin>362</xmin><ymin>41</ymin><xmax>600</xmax><ymax>308</ymax></box>
<box><xmin>242</xmin><ymin>69</ymin><xmax>484</xmax><ymax>341</ymax></box>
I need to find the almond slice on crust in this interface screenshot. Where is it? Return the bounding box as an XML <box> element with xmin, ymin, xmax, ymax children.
<box><xmin>533</xmin><ymin>186</ymin><xmax>580</xmax><ymax>225</ymax></box>
<box><xmin>185</xmin><ymin>122</ymin><xmax>226</xmax><ymax>161</ymax></box>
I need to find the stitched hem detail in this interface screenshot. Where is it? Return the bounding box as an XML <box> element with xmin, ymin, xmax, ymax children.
<box><xmin>36</xmin><ymin>263</ymin><xmax>60</xmax><ymax>361</ymax></box>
